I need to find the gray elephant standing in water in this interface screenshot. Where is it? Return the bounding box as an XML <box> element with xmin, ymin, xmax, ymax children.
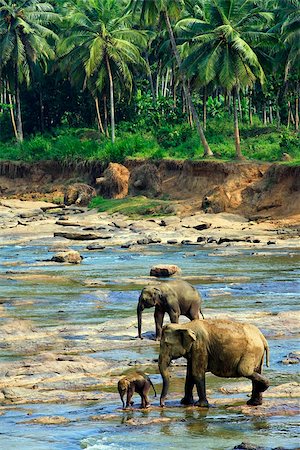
<box><xmin>137</xmin><ymin>280</ymin><xmax>204</xmax><ymax>340</ymax></box>
<box><xmin>158</xmin><ymin>319</ymin><xmax>270</xmax><ymax>407</ymax></box>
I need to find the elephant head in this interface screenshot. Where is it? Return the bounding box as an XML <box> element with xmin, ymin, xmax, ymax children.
<box><xmin>158</xmin><ymin>324</ymin><xmax>196</xmax><ymax>406</ymax></box>
<box><xmin>137</xmin><ymin>286</ymin><xmax>162</xmax><ymax>339</ymax></box>
<box><xmin>118</xmin><ymin>378</ymin><xmax>130</xmax><ymax>408</ymax></box>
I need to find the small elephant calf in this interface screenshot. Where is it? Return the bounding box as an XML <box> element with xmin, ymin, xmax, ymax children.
<box><xmin>118</xmin><ymin>372</ymin><xmax>156</xmax><ymax>409</ymax></box>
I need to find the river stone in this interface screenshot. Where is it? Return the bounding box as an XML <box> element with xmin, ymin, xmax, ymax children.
<box><xmin>181</xmin><ymin>240</ymin><xmax>194</xmax><ymax>245</ymax></box>
<box><xmin>150</xmin><ymin>264</ymin><xmax>181</xmax><ymax>277</ymax></box>
<box><xmin>281</xmin><ymin>352</ymin><xmax>300</xmax><ymax>365</ymax></box>
<box><xmin>54</xmin><ymin>231</ymin><xmax>111</xmax><ymax>240</ymax></box>
<box><xmin>86</xmin><ymin>244</ymin><xmax>106</xmax><ymax>251</ymax></box>
<box><xmin>19</xmin><ymin>209</ymin><xmax>43</xmax><ymax>218</ymax></box>
<box><xmin>121</xmin><ymin>242</ymin><xmax>134</xmax><ymax>248</ymax></box>
<box><xmin>51</xmin><ymin>250</ymin><xmax>82</xmax><ymax>264</ymax></box>
<box><xmin>21</xmin><ymin>416</ymin><xmax>71</xmax><ymax>425</ymax></box>
<box><xmin>160</xmin><ymin>217</ymin><xmax>181</xmax><ymax>227</ymax></box>
<box><xmin>111</xmin><ymin>220</ymin><xmax>128</xmax><ymax>229</ymax></box>
<box><xmin>217</xmin><ymin>237</ymin><xmax>247</xmax><ymax>245</ymax></box>
<box><xmin>167</xmin><ymin>239</ymin><xmax>178</xmax><ymax>244</ymax></box>
<box><xmin>233</xmin><ymin>443</ymin><xmax>264</xmax><ymax>450</ymax></box>
<box><xmin>137</xmin><ymin>238</ymin><xmax>150</xmax><ymax>245</ymax></box>
<box><xmin>146</xmin><ymin>235</ymin><xmax>162</xmax><ymax>244</ymax></box>
<box><xmin>55</xmin><ymin>220</ymin><xmax>82</xmax><ymax>227</ymax></box>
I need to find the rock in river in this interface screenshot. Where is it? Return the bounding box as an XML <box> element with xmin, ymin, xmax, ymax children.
<box><xmin>51</xmin><ymin>250</ymin><xmax>82</xmax><ymax>264</ymax></box>
<box><xmin>150</xmin><ymin>264</ymin><xmax>181</xmax><ymax>277</ymax></box>
<box><xmin>54</xmin><ymin>231</ymin><xmax>111</xmax><ymax>240</ymax></box>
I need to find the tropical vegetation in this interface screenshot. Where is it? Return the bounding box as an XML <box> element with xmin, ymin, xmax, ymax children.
<box><xmin>0</xmin><ymin>0</ymin><xmax>299</xmax><ymax>162</ymax></box>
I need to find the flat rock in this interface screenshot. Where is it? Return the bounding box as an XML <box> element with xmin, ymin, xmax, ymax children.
<box><xmin>150</xmin><ymin>264</ymin><xmax>181</xmax><ymax>278</ymax></box>
<box><xmin>20</xmin><ymin>416</ymin><xmax>71</xmax><ymax>425</ymax></box>
<box><xmin>54</xmin><ymin>232</ymin><xmax>111</xmax><ymax>240</ymax></box>
<box><xmin>111</xmin><ymin>220</ymin><xmax>128</xmax><ymax>229</ymax></box>
<box><xmin>86</xmin><ymin>244</ymin><xmax>106</xmax><ymax>251</ymax></box>
<box><xmin>55</xmin><ymin>220</ymin><xmax>82</xmax><ymax>227</ymax></box>
<box><xmin>19</xmin><ymin>209</ymin><xmax>43</xmax><ymax>218</ymax></box>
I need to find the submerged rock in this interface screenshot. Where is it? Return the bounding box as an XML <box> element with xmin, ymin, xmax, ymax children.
<box><xmin>20</xmin><ymin>416</ymin><xmax>71</xmax><ymax>425</ymax></box>
<box><xmin>281</xmin><ymin>352</ymin><xmax>300</xmax><ymax>365</ymax></box>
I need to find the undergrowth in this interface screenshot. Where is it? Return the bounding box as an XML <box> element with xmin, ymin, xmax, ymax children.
<box><xmin>0</xmin><ymin>119</ymin><xmax>299</xmax><ymax>164</ymax></box>
<box><xmin>89</xmin><ymin>196</ymin><xmax>172</xmax><ymax>217</ymax></box>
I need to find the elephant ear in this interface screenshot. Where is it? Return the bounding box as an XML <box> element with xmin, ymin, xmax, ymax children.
<box><xmin>180</xmin><ymin>329</ymin><xmax>197</xmax><ymax>349</ymax></box>
<box><xmin>162</xmin><ymin>326</ymin><xmax>180</xmax><ymax>345</ymax></box>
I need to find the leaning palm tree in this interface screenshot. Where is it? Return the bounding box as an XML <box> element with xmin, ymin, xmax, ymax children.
<box><xmin>0</xmin><ymin>0</ymin><xmax>58</xmax><ymax>141</ymax></box>
<box><xmin>60</xmin><ymin>0</ymin><xmax>148</xmax><ymax>143</ymax></box>
<box><xmin>128</xmin><ymin>0</ymin><xmax>214</xmax><ymax>157</ymax></box>
<box><xmin>180</xmin><ymin>0</ymin><xmax>270</xmax><ymax>159</ymax></box>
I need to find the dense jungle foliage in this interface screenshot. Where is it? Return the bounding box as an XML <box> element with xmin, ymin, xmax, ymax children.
<box><xmin>0</xmin><ymin>0</ymin><xmax>299</xmax><ymax>163</ymax></box>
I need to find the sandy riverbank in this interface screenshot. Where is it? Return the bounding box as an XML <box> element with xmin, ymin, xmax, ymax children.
<box><xmin>1</xmin><ymin>198</ymin><xmax>299</xmax><ymax>249</ymax></box>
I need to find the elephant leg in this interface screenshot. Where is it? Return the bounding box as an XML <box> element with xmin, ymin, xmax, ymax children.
<box><xmin>181</xmin><ymin>360</ymin><xmax>195</xmax><ymax>405</ymax></box>
<box><xmin>154</xmin><ymin>308</ymin><xmax>165</xmax><ymax>340</ymax></box>
<box><xmin>188</xmin><ymin>303</ymin><xmax>201</xmax><ymax>321</ymax></box>
<box><xmin>168</xmin><ymin>310</ymin><xmax>179</xmax><ymax>324</ymax></box>
<box><xmin>140</xmin><ymin>388</ymin><xmax>150</xmax><ymax>409</ymax></box>
<box><xmin>246</xmin><ymin>372</ymin><xmax>270</xmax><ymax>406</ymax></box>
<box><xmin>194</xmin><ymin>374</ymin><xmax>209</xmax><ymax>407</ymax></box>
<box><xmin>126</xmin><ymin>387</ymin><xmax>134</xmax><ymax>408</ymax></box>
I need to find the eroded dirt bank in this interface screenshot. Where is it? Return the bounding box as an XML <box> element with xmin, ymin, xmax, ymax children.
<box><xmin>0</xmin><ymin>159</ymin><xmax>299</xmax><ymax>220</ymax></box>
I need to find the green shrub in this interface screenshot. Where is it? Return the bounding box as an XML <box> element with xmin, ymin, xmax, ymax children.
<box><xmin>155</xmin><ymin>123</ymin><xmax>192</xmax><ymax>149</ymax></box>
<box><xmin>89</xmin><ymin>195</ymin><xmax>171</xmax><ymax>217</ymax></box>
<box><xmin>279</xmin><ymin>132</ymin><xmax>299</xmax><ymax>157</ymax></box>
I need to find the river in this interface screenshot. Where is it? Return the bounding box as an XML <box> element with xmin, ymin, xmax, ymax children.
<box><xmin>0</xmin><ymin>238</ymin><xmax>299</xmax><ymax>449</ymax></box>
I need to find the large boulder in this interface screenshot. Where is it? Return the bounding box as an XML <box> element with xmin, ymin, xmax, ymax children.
<box><xmin>202</xmin><ymin>186</ymin><xmax>230</xmax><ymax>213</ymax></box>
<box><xmin>64</xmin><ymin>183</ymin><xmax>96</xmax><ymax>206</ymax></box>
<box><xmin>150</xmin><ymin>264</ymin><xmax>181</xmax><ymax>278</ymax></box>
<box><xmin>51</xmin><ymin>250</ymin><xmax>82</xmax><ymax>264</ymax></box>
<box><xmin>129</xmin><ymin>163</ymin><xmax>162</xmax><ymax>197</ymax></box>
<box><xmin>96</xmin><ymin>163</ymin><xmax>129</xmax><ymax>199</ymax></box>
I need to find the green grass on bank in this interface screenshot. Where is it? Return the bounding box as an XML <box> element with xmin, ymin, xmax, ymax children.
<box><xmin>0</xmin><ymin>119</ymin><xmax>299</xmax><ymax>164</ymax></box>
<box><xmin>89</xmin><ymin>195</ymin><xmax>172</xmax><ymax>217</ymax></box>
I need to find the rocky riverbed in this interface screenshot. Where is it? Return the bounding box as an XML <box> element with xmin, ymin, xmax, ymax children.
<box><xmin>0</xmin><ymin>199</ymin><xmax>299</xmax><ymax>450</ymax></box>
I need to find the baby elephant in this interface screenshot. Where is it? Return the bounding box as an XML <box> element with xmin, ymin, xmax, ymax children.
<box><xmin>118</xmin><ymin>372</ymin><xmax>157</xmax><ymax>409</ymax></box>
<box><xmin>137</xmin><ymin>279</ymin><xmax>204</xmax><ymax>340</ymax></box>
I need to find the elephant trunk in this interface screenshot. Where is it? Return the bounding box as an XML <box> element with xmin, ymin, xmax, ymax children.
<box><xmin>158</xmin><ymin>353</ymin><xmax>171</xmax><ymax>407</ymax></box>
<box><xmin>137</xmin><ymin>301</ymin><xmax>144</xmax><ymax>339</ymax></box>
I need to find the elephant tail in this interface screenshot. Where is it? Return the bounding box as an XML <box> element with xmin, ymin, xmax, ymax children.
<box><xmin>265</xmin><ymin>341</ymin><xmax>270</xmax><ymax>368</ymax></box>
<box><xmin>261</xmin><ymin>335</ymin><xmax>270</xmax><ymax>368</ymax></box>
<box><xmin>149</xmin><ymin>377</ymin><xmax>157</xmax><ymax>397</ymax></box>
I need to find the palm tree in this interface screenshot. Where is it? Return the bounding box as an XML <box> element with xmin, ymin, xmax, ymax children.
<box><xmin>277</xmin><ymin>0</ymin><xmax>300</xmax><ymax>130</ymax></box>
<box><xmin>128</xmin><ymin>0</ymin><xmax>214</xmax><ymax>157</ymax></box>
<box><xmin>60</xmin><ymin>0</ymin><xmax>148</xmax><ymax>143</ymax></box>
<box><xmin>180</xmin><ymin>0</ymin><xmax>269</xmax><ymax>159</ymax></box>
<box><xmin>0</xmin><ymin>0</ymin><xmax>58</xmax><ymax>141</ymax></box>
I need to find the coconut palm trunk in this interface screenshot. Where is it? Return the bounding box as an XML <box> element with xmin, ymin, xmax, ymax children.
<box><xmin>95</xmin><ymin>97</ymin><xmax>105</xmax><ymax>135</ymax></box>
<box><xmin>163</xmin><ymin>10</ymin><xmax>213</xmax><ymax>157</ymax></box>
<box><xmin>7</xmin><ymin>81</ymin><xmax>18</xmax><ymax>140</ymax></box>
<box><xmin>15</xmin><ymin>69</ymin><xmax>24</xmax><ymax>142</ymax></box>
<box><xmin>233</xmin><ymin>86</ymin><xmax>243</xmax><ymax>160</ymax></box>
<box><xmin>106</xmin><ymin>55</ymin><xmax>115</xmax><ymax>143</ymax></box>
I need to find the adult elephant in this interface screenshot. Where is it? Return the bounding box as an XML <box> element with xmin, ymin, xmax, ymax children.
<box><xmin>159</xmin><ymin>319</ymin><xmax>269</xmax><ymax>407</ymax></box>
<box><xmin>137</xmin><ymin>280</ymin><xmax>204</xmax><ymax>340</ymax></box>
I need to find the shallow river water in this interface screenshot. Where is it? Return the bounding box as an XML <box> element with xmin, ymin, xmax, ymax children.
<box><xmin>0</xmin><ymin>239</ymin><xmax>299</xmax><ymax>450</ymax></box>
